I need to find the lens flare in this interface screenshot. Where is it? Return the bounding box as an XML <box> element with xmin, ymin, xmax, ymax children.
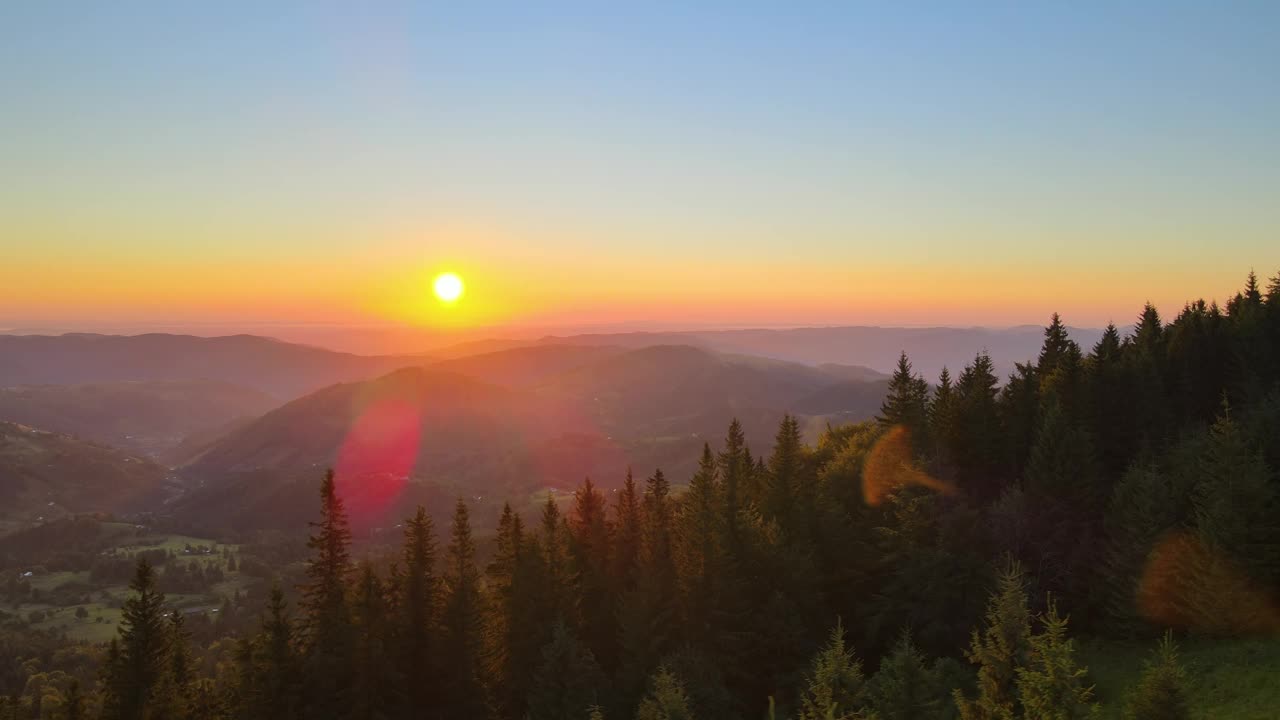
<box><xmin>862</xmin><ymin>425</ymin><xmax>954</xmax><ymax>505</ymax></box>
<box><xmin>1136</xmin><ymin>530</ymin><xmax>1280</xmax><ymax>635</ymax></box>
<box><xmin>433</xmin><ymin>272</ymin><xmax>464</xmax><ymax>303</ymax></box>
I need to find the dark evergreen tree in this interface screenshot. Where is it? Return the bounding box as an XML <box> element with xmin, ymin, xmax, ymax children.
<box><xmin>618</xmin><ymin>470</ymin><xmax>679</xmax><ymax>708</ymax></box>
<box><xmin>255</xmin><ymin>586</ymin><xmax>301</xmax><ymax>720</ymax></box>
<box><xmin>612</xmin><ymin>470</ymin><xmax>642</xmax><ymax>595</ymax></box>
<box><xmin>675</xmin><ymin>444</ymin><xmax>726</xmax><ymax>651</ymax></box>
<box><xmin>300</xmin><ymin>470</ymin><xmax>355</xmax><ymax>720</ymax></box>
<box><xmin>439</xmin><ymin>499</ymin><xmax>488</xmax><ymax>717</ymax></box>
<box><xmin>636</xmin><ymin>667</ymin><xmax>695</xmax><ymax>720</ymax></box>
<box><xmin>101</xmin><ymin>559</ymin><xmax>169</xmax><ymax>720</ymax></box>
<box><xmin>954</xmin><ymin>564</ymin><xmax>1032</xmax><ymax>720</ymax></box>
<box><xmin>864</xmin><ymin>632</ymin><xmax>952</xmax><ymax>720</ymax></box>
<box><xmin>796</xmin><ymin>619</ymin><xmax>866</xmax><ymax>720</ymax></box>
<box><xmin>878</xmin><ymin>352</ymin><xmax>931</xmax><ymax>444</ymax></box>
<box><xmin>1123</xmin><ymin>632</ymin><xmax>1189</xmax><ymax>720</ymax></box>
<box><xmin>526</xmin><ymin>621</ymin><xmax>607</xmax><ymax>720</ymax></box>
<box><xmin>351</xmin><ymin>563</ymin><xmax>396</xmax><ymax>720</ymax></box>
<box><xmin>571</xmin><ymin>477</ymin><xmax>618</xmax><ymax>672</ymax></box>
<box><xmin>1015</xmin><ymin>600</ymin><xmax>1097</xmax><ymax>719</ymax></box>
<box><xmin>396</xmin><ymin>506</ymin><xmax>437</xmax><ymax>717</ymax></box>
<box><xmin>951</xmin><ymin>353</ymin><xmax>1004</xmax><ymax>499</ymax></box>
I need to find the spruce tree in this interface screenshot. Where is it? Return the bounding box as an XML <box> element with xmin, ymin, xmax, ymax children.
<box><xmin>878</xmin><ymin>352</ymin><xmax>931</xmax><ymax>440</ymax></box>
<box><xmin>300</xmin><ymin>470</ymin><xmax>354</xmax><ymax>720</ymax></box>
<box><xmin>1015</xmin><ymin>600</ymin><xmax>1098</xmax><ymax>719</ymax></box>
<box><xmin>1123</xmin><ymin>632</ymin><xmax>1189</xmax><ymax>720</ymax></box>
<box><xmin>397</xmin><ymin>506</ymin><xmax>437</xmax><ymax>717</ymax></box>
<box><xmin>154</xmin><ymin>610</ymin><xmax>194</xmax><ymax>720</ymax></box>
<box><xmin>762</xmin><ymin>412</ymin><xmax>803</xmax><ymax>525</ymax></box>
<box><xmin>570</xmin><ymin>477</ymin><xmax>617</xmax><ymax>671</ymax></box>
<box><xmin>526</xmin><ymin>621</ymin><xmax>607</xmax><ymax>720</ymax></box>
<box><xmin>619</xmin><ymin>470</ymin><xmax>679</xmax><ymax>706</ymax></box>
<box><xmin>612</xmin><ymin>469</ymin><xmax>642</xmax><ymax>595</ymax></box>
<box><xmin>1191</xmin><ymin>410</ymin><xmax>1280</xmax><ymax>587</ymax></box>
<box><xmin>675</xmin><ymin>444</ymin><xmax>725</xmax><ymax>650</ymax></box>
<box><xmin>542</xmin><ymin>493</ymin><xmax>570</xmax><ymax>620</ymax></box>
<box><xmin>351</xmin><ymin>562</ymin><xmax>397</xmax><ymax>720</ymax></box>
<box><xmin>954</xmin><ymin>564</ymin><xmax>1032</xmax><ymax>720</ymax></box>
<box><xmin>718</xmin><ymin>420</ymin><xmax>750</xmax><ymax>544</ymax></box>
<box><xmin>929</xmin><ymin>367</ymin><xmax>957</xmax><ymax>467</ymax></box>
<box><xmin>952</xmin><ymin>353</ymin><xmax>1003</xmax><ymax>499</ymax></box>
<box><xmin>257</xmin><ymin>586</ymin><xmax>300</xmax><ymax>720</ymax></box>
<box><xmin>485</xmin><ymin>503</ymin><xmax>522</xmax><ymax>714</ymax></box>
<box><xmin>864</xmin><ymin>632</ymin><xmax>950</xmax><ymax>720</ymax></box>
<box><xmin>102</xmin><ymin>559</ymin><xmax>169</xmax><ymax>720</ymax></box>
<box><xmin>796</xmin><ymin>619</ymin><xmax>866</xmax><ymax>720</ymax></box>
<box><xmin>1101</xmin><ymin>464</ymin><xmax>1195</xmax><ymax>634</ymax></box>
<box><xmin>636</xmin><ymin>667</ymin><xmax>696</xmax><ymax>720</ymax></box>
<box><xmin>439</xmin><ymin>499</ymin><xmax>488</xmax><ymax>717</ymax></box>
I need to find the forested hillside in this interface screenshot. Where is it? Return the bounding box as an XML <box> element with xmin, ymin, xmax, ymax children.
<box><xmin>3</xmin><ymin>271</ymin><xmax>1280</xmax><ymax>719</ymax></box>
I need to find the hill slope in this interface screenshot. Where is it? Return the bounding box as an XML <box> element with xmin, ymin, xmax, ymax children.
<box><xmin>0</xmin><ymin>380</ymin><xmax>278</xmax><ymax>457</ymax></box>
<box><xmin>174</xmin><ymin>345</ymin><xmax>888</xmax><ymax>530</ymax></box>
<box><xmin>0</xmin><ymin>422</ymin><xmax>169</xmax><ymax>525</ymax></box>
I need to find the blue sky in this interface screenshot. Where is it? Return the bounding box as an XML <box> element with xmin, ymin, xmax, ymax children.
<box><xmin>2</xmin><ymin>2</ymin><xmax>1277</xmax><ymax>329</ymax></box>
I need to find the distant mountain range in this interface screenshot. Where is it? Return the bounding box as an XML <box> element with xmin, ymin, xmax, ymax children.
<box><xmin>0</xmin><ymin>333</ymin><xmax>425</xmax><ymax>398</ymax></box>
<box><xmin>0</xmin><ymin>380</ymin><xmax>277</xmax><ymax>457</ymax></box>
<box><xmin>0</xmin><ymin>323</ymin><xmax>1101</xmax><ymax>532</ymax></box>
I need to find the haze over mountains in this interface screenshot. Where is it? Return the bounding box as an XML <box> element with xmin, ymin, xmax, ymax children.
<box><xmin>0</xmin><ymin>323</ymin><xmax>1100</xmax><ymax>530</ymax></box>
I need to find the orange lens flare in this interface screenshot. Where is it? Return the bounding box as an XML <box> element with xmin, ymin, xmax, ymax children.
<box><xmin>862</xmin><ymin>425</ymin><xmax>954</xmax><ymax>506</ymax></box>
<box><xmin>1136</xmin><ymin>530</ymin><xmax>1280</xmax><ymax>636</ymax></box>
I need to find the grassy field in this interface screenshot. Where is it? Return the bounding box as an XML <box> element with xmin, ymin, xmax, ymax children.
<box><xmin>13</xmin><ymin>528</ymin><xmax>246</xmax><ymax>644</ymax></box>
<box><xmin>1083</xmin><ymin>635</ymin><xmax>1280</xmax><ymax>719</ymax></box>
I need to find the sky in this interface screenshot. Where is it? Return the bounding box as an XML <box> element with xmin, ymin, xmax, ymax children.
<box><xmin>2</xmin><ymin>2</ymin><xmax>1278</xmax><ymax>344</ymax></box>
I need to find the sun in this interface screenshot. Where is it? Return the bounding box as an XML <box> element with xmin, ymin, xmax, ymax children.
<box><xmin>432</xmin><ymin>272</ymin><xmax>464</xmax><ymax>303</ymax></box>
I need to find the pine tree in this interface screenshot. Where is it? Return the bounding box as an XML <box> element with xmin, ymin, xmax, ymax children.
<box><xmin>764</xmin><ymin>414</ymin><xmax>806</xmax><ymax>534</ymax></box>
<box><xmin>1015</xmin><ymin>600</ymin><xmax>1098</xmax><ymax>719</ymax></box>
<box><xmin>397</xmin><ymin>506</ymin><xmax>437</xmax><ymax>717</ymax></box>
<box><xmin>1191</xmin><ymin>410</ymin><xmax>1280</xmax><ymax>587</ymax></box>
<box><xmin>718</xmin><ymin>420</ymin><xmax>750</xmax><ymax>544</ymax></box>
<box><xmin>542</xmin><ymin>493</ymin><xmax>571</xmax><ymax>621</ymax></box>
<box><xmin>256</xmin><ymin>586</ymin><xmax>300</xmax><ymax>720</ymax></box>
<box><xmin>1038</xmin><ymin>314</ymin><xmax>1079</xmax><ymax>378</ymax></box>
<box><xmin>879</xmin><ymin>352</ymin><xmax>931</xmax><ymax>439</ymax></box>
<box><xmin>955</xmin><ymin>564</ymin><xmax>1032</xmax><ymax>720</ymax></box>
<box><xmin>612</xmin><ymin>469</ymin><xmax>642</xmax><ymax>595</ymax></box>
<box><xmin>154</xmin><ymin>610</ymin><xmax>194</xmax><ymax>720</ymax></box>
<box><xmin>485</xmin><ymin>503</ymin><xmax>523</xmax><ymax>714</ymax></box>
<box><xmin>439</xmin><ymin>499</ymin><xmax>488</xmax><ymax>717</ymax></box>
<box><xmin>619</xmin><ymin>470</ymin><xmax>679</xmax><ymax>706</ymax></box>
<box><xmin>1123</xmin><ymin>632</ymin><xmax>1189</xmax><ymax>720</ymax></box>
<box><xmin>636</xmin><ymin>667</ymin><xmax>696</xmax><ymax>720</ymax></box>
<box><xmin>796</xmin><ymin>619</ymin><xmax>866</xmax><ymax>720</ymax></box>
<box><xmin>864</xmin><ymin>632</ymin><xmax>951</xmax><ymax>720</ymax></box>
<box><xmin>102</xmin><ymin>559</ymin><xmax>169</xmax><ymax>720</ymax></box>
<box><xmin>570</xmin><ymin>477</ymin><xmax>617</xmax><ymax>672</ymax></box>
<box><xmin>952</xmin><ymin>352</ymin><xmax>1003</xmax><ymax>499</ymax></box>
<box><xmin>300</xmin><ymin>470</ymin><xmax>355</xmax><ymax>720</ymax></box>
<box><xmin>929</xmin><ymin>367</ymin><xmax>957</xmax><ymax>467</ymax></box>
<box><xmin>351</xmin><ymin>563</ymin><xmax>396</xmax><ymax>720</ymax></box>
<box><xmin>526</xmin><ymin>621</ymin><xmax>607</xmax><ymax>720</ymax></box>
<box><xmin>1019</xmin><ymin>400</ymin><xmax>1103</xmax><ymax>605</ymax></box>
<box><xmin>1101</xmin><ymin>463</ymin><xmax>1196</xmax><ymax>634</ymax></box>
<box><xmin>676</xmin><ymin>444</ymin><xmax>725</xmax><ymax>650</ymax></box>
